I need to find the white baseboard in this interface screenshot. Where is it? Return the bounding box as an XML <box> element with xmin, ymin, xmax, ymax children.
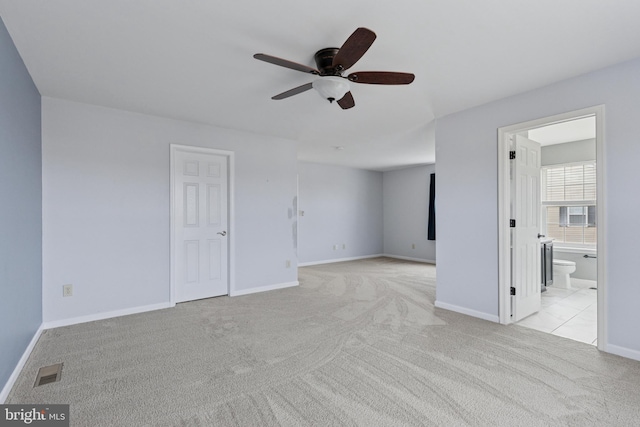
<box><xmin>298</xmin><ymin>254</ymin><xmax>384</xmax><ymax>267</ymax></box>
<box><xmin>43</xmin><ymin>302</ymin><xmax>175</xmax><ymax>330</ymax></box>
<box><xmin>434</xmin><ymin>300</ymin><xmax>500</xmax><ymax>323</ymax></box>
<box><xmin>230</xmin><ymin>281</ymin><xmax>299</xmax><ymax>297</ymax></box>
<box><xmin>1</xmin><ymin>323</ymin><xmax>44</xmax><ymax>403</ymax></box>
<box><xmin>605</xmin><ymin>344</ymin><xmax>640</xmax><ymax>362</ymax></box>
<box><xmin>382</xmin><ymin>254</ymin><xmax>436</xmax><ymax>264</ymax></box>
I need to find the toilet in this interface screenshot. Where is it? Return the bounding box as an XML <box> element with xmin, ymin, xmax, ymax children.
<box><xmin>553</xmin><ymin>259</ymin><xmax>576</xmax><ymax>289</ymax></box>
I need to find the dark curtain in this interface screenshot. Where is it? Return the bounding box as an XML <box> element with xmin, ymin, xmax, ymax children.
<box><xmin>428</xmin><ymin>173</ymin><xmax>436</xmax><ymax>240</ymax></box>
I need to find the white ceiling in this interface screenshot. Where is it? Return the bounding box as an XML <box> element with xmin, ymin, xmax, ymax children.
<box><xmin>2</xmin><ymin>1</ymin><xmax>640</xmax><ymax>170</ymax></box>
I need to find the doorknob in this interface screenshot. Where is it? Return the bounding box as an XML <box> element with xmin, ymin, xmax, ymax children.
<box><xmin>217</xmin><ymin>231</ymin><xmax>227</xmax><ymax>236</ymax></box>
<box><xmin>537</xmin><ymin>233</ymin><xmax>545</xmax><ymax>238</ymax></box>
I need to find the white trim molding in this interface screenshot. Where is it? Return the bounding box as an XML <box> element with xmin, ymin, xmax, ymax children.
<box><xmin>1</xmin><ymin>324</ymin><xmax>44</xmax><ymax>403</ymax></box>
<box><xmin>43</xmin><ymin>302</ymin><xmax>174</xmax><ymax>330</ymax></box>
<box><xmin>230</xmin><ymin>281</ymin><xmax>299</xmax><ymax>297</ymax></box>
<box><xmin>434</xmin><ymin>300</ymin><xmax>500</xmax><ymax>323</ymax></box>
<box><xmin>553</xmin><ymin>247</ymin><xmax>597</xmax><ymax>255</ymax></box>
<box><xmin>298</xmin><ymin>254</ymin><xmax>384</xmax><ymax>267</ymax></box>
<box><xmin>605</xmin><ymin>344</ymin><xmax>640</xmax><ymax>362</ymax></box>
<box><xmin>382</xmin><ymin>254</ymin><xmax>436</xmax><ymax>264</ymax></box>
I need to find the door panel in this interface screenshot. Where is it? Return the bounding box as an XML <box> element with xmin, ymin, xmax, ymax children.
<box><xmin>174</xmin><ymin>149</ymin><xmax>228</xmax><ymax>302</ymax></box>
<box><xmin>512</xmin><ymin>135</ymin><xmax>541</xmax><ymax>321</ymax></box>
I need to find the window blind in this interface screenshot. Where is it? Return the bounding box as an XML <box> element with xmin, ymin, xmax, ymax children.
<box><xmin>542</xmin><ymin>162</ymin><xmax>596</xmax><ymax>246</ymax></box>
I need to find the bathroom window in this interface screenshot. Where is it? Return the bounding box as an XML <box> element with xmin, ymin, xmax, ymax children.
<box><xmin>542</xmin><ymin>162</ymin><xmax>596</xmax><ymax>247</ymax></box>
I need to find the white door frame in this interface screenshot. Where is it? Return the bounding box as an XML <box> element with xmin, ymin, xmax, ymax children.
<box><xmin>497</xmin><ymin>105</ymin><xmax>606</xmax><ymax>351</ymax></box>
<box><xmin>170</xmin><ymin>144</ymin><xmax>235</xmax><ymax>305</ymax></box>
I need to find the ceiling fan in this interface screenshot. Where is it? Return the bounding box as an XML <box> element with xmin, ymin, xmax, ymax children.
<box><xmin>253</xmin><ymin>27</ymin><xmax>415</xmax><ymax>110</ymax></box>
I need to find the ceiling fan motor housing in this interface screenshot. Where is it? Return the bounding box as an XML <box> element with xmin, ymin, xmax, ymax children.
<box><xmin>314</xmin><ymin>48</ymin><xmax>341</xmax><ymax>75</ymax></box>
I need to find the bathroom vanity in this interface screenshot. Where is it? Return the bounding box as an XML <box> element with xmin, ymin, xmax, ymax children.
<box><xmin>541</xmin><ymin>238</ymin><xmax>553</xmax><ymax>291</ymax></box>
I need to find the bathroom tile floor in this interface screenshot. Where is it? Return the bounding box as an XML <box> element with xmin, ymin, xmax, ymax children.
<box><xmin>516</xmin><ymin>278</ymin><xmax>598</xmax><ymax>345</ymax></box>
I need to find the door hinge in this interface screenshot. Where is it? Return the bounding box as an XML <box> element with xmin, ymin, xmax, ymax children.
<box><xmin>510</xmin><ymin>219</ymin><xmax>516</xmax><ymax>228</ymax></box>
<box><xmin>509</xmin><ymin>151</ymin><xmax>516</xmax><ymax>160</ymax></box>
<box><xmin>510</xmin><ymin>287</ymin><xmax>516</xmax><ymax>296</ymax></box>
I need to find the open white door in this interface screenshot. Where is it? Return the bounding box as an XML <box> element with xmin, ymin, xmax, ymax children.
<box><xmin>173</xmin><ymin>147</ymin><xmax>229</xmax><ymax>303</ymax></box>
<box><xmin>511</xmin><ymin>135</ymin><xmax>541</xmax><ymax>321</ymax></box>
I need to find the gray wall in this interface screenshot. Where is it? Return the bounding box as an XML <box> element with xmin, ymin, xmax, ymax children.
<box><xmin>42</xmin><ymin>97</ymin><xmax>298</xmax><ymax>323</ymax></box>
<box><xmin>436</xmin><ymin>57</ymin><xmax>640</xmax><ymax>355</ymax></box>
<box><xmin>541</xmin><ymin>138</ymin><xmax>596</xmax><ymax>166</ymax></box>
<box><xmin>297</xmin><ymin>162</ymin><xmax>383</xmax><ymax>264</ymax></box>
<box><xmin>0</xmin><ymin>17</ymin><xmax>42</xmax><ymax>391</ymax></box>
<box><xmin>383</xmin><ymin>165</ymin><xmax>436</xmax><ymax>262</ymax></box>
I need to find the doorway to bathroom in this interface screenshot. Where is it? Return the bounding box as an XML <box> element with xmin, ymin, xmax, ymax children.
<box><xmin>497</xmin><ymin>106</ymin><xmax>606</xmax><ymax>349</ymax></box>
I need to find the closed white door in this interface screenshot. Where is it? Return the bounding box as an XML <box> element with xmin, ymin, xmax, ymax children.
<box><xmin>173</xmin><ymin>148</ymin><xmax>228</xmax><ymax>302</ymax></box>
<box><xmin>512</xmin><ymin>135</ymin><xmax>541</xmax><ymax>321</ymax></box>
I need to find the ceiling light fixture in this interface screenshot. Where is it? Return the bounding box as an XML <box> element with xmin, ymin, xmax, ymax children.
<box><xmin>312</xmin><ymin>76</ymin><xmax>350</xmax><ymax>103</ymax></box>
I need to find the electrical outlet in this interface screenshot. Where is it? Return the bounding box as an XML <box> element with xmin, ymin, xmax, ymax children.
<box><xmin>342</xmin><ymin>243</ymin><xmax>346</xmax><ymax>249</ymax></box>
<box><xmin>333</xmin><ymin>245</ymin><xmax>338</xmax><ymax>250</ymax></box>
<box><xmin>412</xmin><ymin>243</ymin><xmax>416</xmax><ymax>249</ymax></box>
<box><xmin>63</xmin><ymin>284</ymin><xmax>73</xmax><ymax>297</ymax></box>
<box><xmin>285</xmin><ymin>260</ymin><xmax>291</xmax><ymax>268</ymax></box>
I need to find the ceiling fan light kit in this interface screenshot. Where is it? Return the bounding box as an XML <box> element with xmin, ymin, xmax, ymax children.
<box><xmin>312</xmin><ymin>76</ymin><xmax>350</xmax><ymax>103</ymax></box>
<box><xmin>253</xmin><ymin>27</ymin><xmax>414</xmax><ymax>110</ymax></box>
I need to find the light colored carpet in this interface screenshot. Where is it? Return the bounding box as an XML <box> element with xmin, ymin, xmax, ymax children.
<box><xmin>8</xmin><ymin>257</ymin><xmax>640</xmax><ymax>426</ymax></box>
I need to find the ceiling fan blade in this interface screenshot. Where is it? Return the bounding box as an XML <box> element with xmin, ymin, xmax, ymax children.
<box><xmin>347</xmin><ymin>71</ymin><xmax>415</xmax><ymax>85</ymax></box>
<box><xmin>337</xmin><ymin>91</ymin><xmax>355</xmax><ymax>110</ymax></box>
<box><xmin>271</xmin><ymin>82</ymin><xmax>314</xmax><ymax>100</ymax></box>
<box><xmin>332</xmin><ymin>28</ymin><xmax>376</xmax><ymax>71</ymax></box>
<box><xmin>254</xmin><ymin>53</ymin><xmax>319</xmax><ymax>75</ymax></box>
